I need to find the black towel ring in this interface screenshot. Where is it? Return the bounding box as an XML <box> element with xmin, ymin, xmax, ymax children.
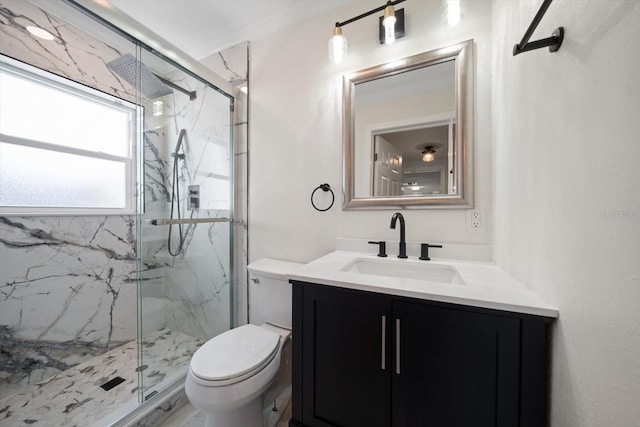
<box><xmin>311</xmin><ymin>183</ymin><xmax>335</xmax><ymax>212</ymax></box>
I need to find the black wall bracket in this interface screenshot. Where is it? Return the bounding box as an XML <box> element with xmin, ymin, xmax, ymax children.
<box><xmin>513</xmin><ymin>0</ymin><xmax>564</xmax><ymax>56</ymax></box>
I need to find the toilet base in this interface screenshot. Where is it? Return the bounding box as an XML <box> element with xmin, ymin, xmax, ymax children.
<box><xmin>204</xmin><ymin>397</ymin><xmax>262</xmax><ymax>427</ymax></box>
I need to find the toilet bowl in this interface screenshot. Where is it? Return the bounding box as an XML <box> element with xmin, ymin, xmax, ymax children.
<box><xmin>185</xmin><ymin>259</ymin><xmax>301</xmax><ymax>427</ymax></box>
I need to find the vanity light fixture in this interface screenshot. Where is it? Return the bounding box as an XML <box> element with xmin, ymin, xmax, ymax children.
<box><xmin>382</xmin><ymin>3</ymin><xmax>397</xmax><ymax>44</ymax></box>
<box><xmin>422</xmin><ymin>146</ymin><xmax>436</xmax><ymax>163</ymax></box>
<box><xmin>446</xmin><ymin>0</ymin><xmax>461</xmax><ymax>27</ymax></box>
<box><xmin>328</xmin><ymin>25</ymin><xmax>348</xmax><ymax>64</ymax></box>
<box><xmin>329</xmin><ymin>0</ymin><xmax>406</xmax><ymax>64</ymax></box>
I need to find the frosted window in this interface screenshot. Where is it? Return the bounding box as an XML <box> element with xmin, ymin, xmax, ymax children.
<box><xmin>0</xmin><ymin>71</ymin><xmax>130</xmax><ymax>157</ymax></box>
<box><xmin>0</xmin><ymin>143</ymin><xmax>126</xmax><ymax>208</ymax></box>
<box><xmin>0</xmin><ymin>55</ymin><xmax>136</xmax><ymax>214</ymax></box>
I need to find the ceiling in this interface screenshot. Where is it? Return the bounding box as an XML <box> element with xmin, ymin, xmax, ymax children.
<box><xmin>106</xmin><ymin>0</ymin><xmax>349</xmax><ymax>60</ymax></box>
<box><xmin>382</xmin><ymin>125</ymin><xmax>450</xmax><ymax>167</ymax></box>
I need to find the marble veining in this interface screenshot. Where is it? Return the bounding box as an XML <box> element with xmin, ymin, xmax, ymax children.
<box><xmin>0</xmin><ymin>1</ymin><xmax>139</xmax><ymax>103</ymax></box>
<box><xmin>142</xmin><ymin>73</ymin><xmax>233</xmax><ymax>342</ymax></box>
<box><xmin>202</xmin><ymin>42</ymin><xmax>249</xmax><ymax>325</ymax></box>
<box><xmin>0</xmin><ymin>216</ymin><xmax>137</xmax><ymax>344</ymax></box>
<box><xmin>0</xmin><ymin>328</ymin><xmax>202</xmax><ymax>426</ymax></box>
<box><xmin>0</xmin><ymin>215</ymin><xmax>138</xmax><ymax>399</ymax></box>
<box><xmin>0</xmin><ymin>0</ymin><xmax>248</xmax><ymax>421</ymax></box>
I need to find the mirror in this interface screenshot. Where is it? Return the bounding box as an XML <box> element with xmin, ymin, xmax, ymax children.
<box><xmin>343</xmin><ymin>40</ymin><xmax>474</xmax><ymax>209</ymax></box>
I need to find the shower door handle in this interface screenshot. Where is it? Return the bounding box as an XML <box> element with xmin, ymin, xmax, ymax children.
<box><xmin>147</xmin><ymin>217</ymin><xmax>231</xmax><ymax>225</ymax></box>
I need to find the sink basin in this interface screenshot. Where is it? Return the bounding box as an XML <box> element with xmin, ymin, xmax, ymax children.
<box><xmin>341</xmin><ymin>258</ymin><xmax>465</xmax><ymax>285</ymax></box>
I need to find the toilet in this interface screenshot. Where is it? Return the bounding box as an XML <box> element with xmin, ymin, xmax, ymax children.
<box><xmin>185</xmin><ymin>258</ymin><xmax>302</xmax><ymax>427</ymax></box>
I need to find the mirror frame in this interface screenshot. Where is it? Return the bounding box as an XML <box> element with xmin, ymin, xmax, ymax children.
<box><xmin>342</xmin><ymin>39</ymin><xmax>474</xmax><ymax>209</ymax></box>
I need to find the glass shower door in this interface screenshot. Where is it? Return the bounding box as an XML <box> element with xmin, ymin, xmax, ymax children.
<box><xmin>136</xmin><ymin>48</ymin><xmax>234</xmax><ymax>402</ymax></box>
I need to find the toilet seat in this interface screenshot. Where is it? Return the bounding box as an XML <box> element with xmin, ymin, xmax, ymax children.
<box><xmin>190</xmin><ymin>324</ymin><xmax>281</xmax><ymax>386</ymax></box>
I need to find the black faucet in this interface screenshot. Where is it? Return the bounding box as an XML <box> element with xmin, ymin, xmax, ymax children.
<box><xmin>390</xmin><ymin>212</ymin><xmax>408</xmax><ymax>259</ymax></box>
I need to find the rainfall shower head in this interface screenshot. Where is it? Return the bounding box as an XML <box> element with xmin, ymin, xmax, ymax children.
<box><xmin>107</xmin><ymin>54</ymin><xmax>197</xmax><ymax>101</ymax></box>
<box><xmin>107</xmin><ymin>53</ymin><xmax>173</xmax><ymax>100</ymax></box>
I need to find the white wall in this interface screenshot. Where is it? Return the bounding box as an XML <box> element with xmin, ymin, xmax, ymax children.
<box><xmin>250</xmin><ymin>0</ymin><xmax>493</xmax><ymax>263</ymax></box>
<box><xmin>492</xmin><ymin>0</ymin><xmax>640</xmax><ymax>425</ymax></box>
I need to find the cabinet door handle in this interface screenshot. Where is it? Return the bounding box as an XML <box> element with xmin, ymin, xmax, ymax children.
<box><xmin>395</xmin><ymin>318</ymin><xmax>401</xmax><ymax>375</ymax></box>
<box><xmin>381</xmin><ymin>315</ymin><xmax>386</xmax><ymax>370</ymax></box>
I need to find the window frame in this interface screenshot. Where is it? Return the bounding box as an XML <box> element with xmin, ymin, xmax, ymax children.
<box><xmin>0</xmin><ymin>54</ymin><xmax>139</xmax><ymax>216</ymax></box>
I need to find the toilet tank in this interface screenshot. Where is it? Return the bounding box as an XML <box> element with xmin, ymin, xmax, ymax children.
<box><xmin>247</xmin><ymin>258</ymin><xmax>303</xmax><ymax>329</ymax></box>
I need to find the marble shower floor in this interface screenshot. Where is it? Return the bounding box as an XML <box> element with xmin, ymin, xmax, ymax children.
<box><xmin>0</xmin><ymin>329</ymin><xmax>202</xmax><ymax>426</ymax></box>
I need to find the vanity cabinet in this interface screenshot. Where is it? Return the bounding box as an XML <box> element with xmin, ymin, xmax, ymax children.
<box><xmin>290</xmin><ymin>281</ymin><xmax>552</xmax><ymax>427</ymax></box>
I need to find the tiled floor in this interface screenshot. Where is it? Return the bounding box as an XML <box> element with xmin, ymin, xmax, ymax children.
<box><xmin>156</xmin><ymin>336</ymin><xmax>293</xmax><ymax>427</ymax></box>
<box><xmin>160</xmin><ymin>400</ymin><xmax>291</xmax><ymax>427</ymax></box>
<box><xmin>0</xmin><ymin>329</ymin><xmax>202</xmax><ymax>426</ymax></box>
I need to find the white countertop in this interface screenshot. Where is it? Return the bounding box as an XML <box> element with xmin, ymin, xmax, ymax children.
<box><xmin>288</xmin><ymin>251</ymin><xmax>558</xmax><ymax>318</ymax></box>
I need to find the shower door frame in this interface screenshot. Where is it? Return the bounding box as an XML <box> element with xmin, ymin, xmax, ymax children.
<box><xmin>134</xmin><ymin>61</ymin><xmax>236</xmax><ymax>404</ymax></box>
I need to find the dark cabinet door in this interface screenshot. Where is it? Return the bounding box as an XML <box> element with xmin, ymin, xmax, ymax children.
<box><xmin>299</xmin><ymin>283</ymin><xmax>392</xmax><ymax>427</ymax></box>
<box><xmin>391</xmin><ymin>301</ymin><xmax>521</xmax><ymax>427</ymax></box>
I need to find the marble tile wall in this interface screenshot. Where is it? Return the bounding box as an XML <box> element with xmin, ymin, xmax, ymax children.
<box><xmin>201</xmin><ymin>42</ymin><xmax>249</xmax><ymax>326</ymax></box>
<box><xmin>0</xmin><ymin>0</ymin><xmax>139</xmax><ymax>102</ymax></box>
<box><xmin>0</xmin><ymin>215</ymin><xmax>138</xmax><ymax>398</ymax></box>
<box><xmin>141</xmin><ymin>69</ymin><xmax>233</xmax><ymax>342</ymax></box>
<box><xmin>0</xmin><ymin>0</ymin><xmax>141</xmax><ymax>397</ymax></box>
<box><xmin>0</xmin><ymin>0</ymin><xmax>248</xmax><ymax>401</ymax></box>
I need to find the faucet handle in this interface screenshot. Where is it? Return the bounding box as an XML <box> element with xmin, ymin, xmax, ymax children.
<box><xmin>368</xmin><ymin>241</ymin><xmax>388</xmax><ymax>257</ymax></box>
<box><xmin>419</xmin><ymin>243</ymin><xmax>443</xmax><ymax>261</ymax></box>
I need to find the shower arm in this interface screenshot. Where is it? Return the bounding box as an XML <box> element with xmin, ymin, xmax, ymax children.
<box><xmin>155</xmin><ymin>74</ymin><xmax>197</xmax><ymax>100</ymax></box>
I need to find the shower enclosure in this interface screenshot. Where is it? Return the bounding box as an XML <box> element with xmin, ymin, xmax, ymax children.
<box><xmin>134</xmin><ymin>42</ymin><xmax>235</xmax><ymax>400</ymax></box>
<box><xmin>0</xmin><ymin>0</ymin><xmax>240</xmax><ymax>424</ymax></box>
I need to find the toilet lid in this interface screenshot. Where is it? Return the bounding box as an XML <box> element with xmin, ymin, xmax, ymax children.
<box><xmin>190</xmin><ymin>324</ymin><xmax>280</xmax><ymax>382</ymax></box>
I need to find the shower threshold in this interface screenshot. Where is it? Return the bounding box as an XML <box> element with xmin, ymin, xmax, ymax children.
<box><xmin>0</xmin><ymin>329</ymin><xmax>202</xmax><ymax>426</ymax></box>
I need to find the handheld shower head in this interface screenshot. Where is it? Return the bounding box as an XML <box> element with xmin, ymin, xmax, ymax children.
<box><xmin>172</xmin><ymin>129</ymin><xmax>186</xmax><ymax>159</ymax></box>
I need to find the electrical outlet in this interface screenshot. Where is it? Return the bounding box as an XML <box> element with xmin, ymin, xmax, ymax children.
<box><xmin>467</xmin><ymin>207</ymin><xmax>485</xmax><ymax>233</ymax></box>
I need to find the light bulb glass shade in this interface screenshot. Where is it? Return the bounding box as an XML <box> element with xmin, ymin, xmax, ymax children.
<box><xmin>382</xmin><ymin>5</ymin><xmax>397</xmax><ymax>45</ymax></box>
<box><xmin>383</xmin><ymin>5</ymin><xmax>397</xmax><ymax>26</ymax></box>
<box><xmin>422</xmin><ymin>147</ymin><xmax>436</xmax><ymax>162</ymax></box>
<box><xmin>384</xmin><ymin>24</ymin><xmax>396</xmax><ymax>45</ymax></box>
<box><xmin>422</xmin><ymin>152</ymin><xmax>435</xmax><ymax>162</ymax></box>
<box><xmin>329</xmin><ymin>26</ymin><xmax>348</xmax><ymax>64</ymax></box>
<box><xmin>447</xmin><ymin>0</ymin><xmax>461</xmax><ymax>26</ymax></box>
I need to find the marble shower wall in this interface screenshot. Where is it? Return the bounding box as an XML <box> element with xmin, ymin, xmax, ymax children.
<box><xmin>0</xmin><ymin>0</ymin><xmax>140</xmax><ymax>102</ymax></box>
<box><xmin>141</xmin><ymin>65</ymin><xmax>234</xmax><ymax>341</ymax></box>
<box><xmin>0</xmin><ymin>215</ymin><xmax>138</xmax><ymax>398</ymax></box>
<box><xmin>0</xmin><ymin>0</ymin><xmax>246</xmax><ymax>396</ymax></box>
<box><xmin>201</xmin><ymin>42</ymin><xmax>249</xmax><ymax>326</ymax></box>
<box><xmin>0</xmin><ymin>0</ymin><xmax>142</xmax><ymax>396</ymax></box>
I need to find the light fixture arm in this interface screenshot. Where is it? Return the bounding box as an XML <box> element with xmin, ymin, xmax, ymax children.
<box><xmin>334</xmin><ymin>0</ymin><xmax>405</xmax><ymax>29</ymax></box>
<box><xmin>329</xmin><ymin>0</ymin><xmax>406</xmax><ymax>64</ymax></box>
